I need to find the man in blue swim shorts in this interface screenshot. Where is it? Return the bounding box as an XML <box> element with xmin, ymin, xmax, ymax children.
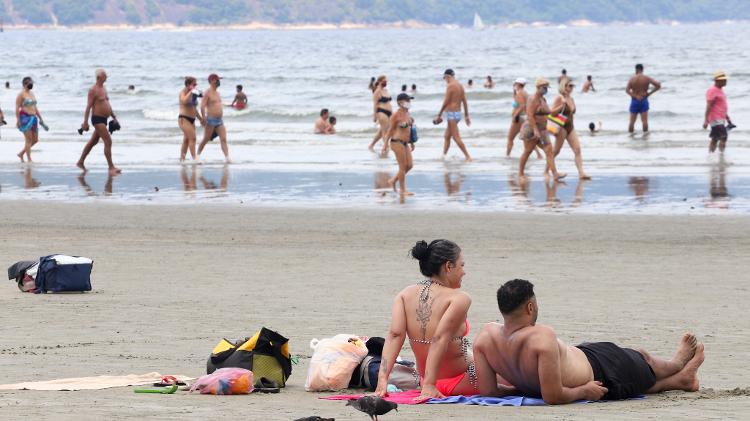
<box><xmin>197</xmin><ymin>73</ymin><xmax>231</xmax><ymax>163</ymax></box>
<box><xmin>434</xmin><ymin>69</ymin><xmax>472</xmax><ymax>161</ymax></box>
<box><xmin>626</xmin><ymin>64</ymin><xmax>661</xmax><ymax>134</ymax></box>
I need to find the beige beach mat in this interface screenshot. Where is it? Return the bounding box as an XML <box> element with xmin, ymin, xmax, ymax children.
<box><xmin>0</xmin><ymin>372</ymin><xmax>193</xmax><ymax>391</ymax></box>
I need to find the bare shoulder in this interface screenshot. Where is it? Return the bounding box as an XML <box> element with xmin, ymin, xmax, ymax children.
<box><xmin>527</xmin><ymin>325</ymin><xmax>558</xmax><ymax>350</ymax></box>
<box><xmin>450</xmin><ymin>289</ymin><xmax>472</xmax><ymax>306</ymax></box>
<box><xmin>477</xmin><ymin>321</ymin><xmax>502</xmax><ymax>335</ymax></box>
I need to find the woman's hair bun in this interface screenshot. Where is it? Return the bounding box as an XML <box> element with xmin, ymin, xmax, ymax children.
<box><xmin>411</xmin><ymin>240</ymin><xmax>430</xmax><ymax>261</ymax></box>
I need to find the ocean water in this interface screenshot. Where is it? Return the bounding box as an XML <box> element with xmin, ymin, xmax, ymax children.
<box><xmin>0</xmin><ymin>23</ymin><xmax>748</xmax><ymax>213</ymax></box>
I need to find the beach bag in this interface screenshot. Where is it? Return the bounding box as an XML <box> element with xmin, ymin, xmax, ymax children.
<box><xmin>190</xmin><ymin>367</ymin><xmax>254</xmax><ymax>395</ymax></box>
<box><xmin>349</xmin><ymin>356</ymin><xmax>420</xmax><ymax>391</ymax></box>
<box><xmin>7</xmin><ymin>260</ymin><xmax>38</xmax><ymax>292</ymax></box>
<box><xmin>207</xmin><ymin>327</ymin><xmax>292</xmax><ymax>388</ymax></box>
<box><xmin>34</xmin><ymin>255</ymin><xmax>93</xmax><ymax>293</ymax></box>
<box><xmin>410</xmin><ymin>125</ymin><xmax>418</xmax><ymax>143</ymax></box>
<box><xmin>305</xmin><ymin>334</ymin><xmax>368</xmax><ymax>391</ymax></box>
<box><xmin>546</xmin><ymin>113</ymin><xmax>567</xmax><ymax>135</ymax></box>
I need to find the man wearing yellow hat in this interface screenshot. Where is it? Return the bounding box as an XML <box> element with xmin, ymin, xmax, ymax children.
<box><xmin>703</xmin><ymin>71</ymin><xmax>732</xmax><ymax>153</ymax></box>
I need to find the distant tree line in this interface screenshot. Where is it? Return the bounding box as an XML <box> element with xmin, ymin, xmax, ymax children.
<box><xmin>3</xmin><ymin>0</ymin><xmax>747</xmax><ymax>26</ymax></box>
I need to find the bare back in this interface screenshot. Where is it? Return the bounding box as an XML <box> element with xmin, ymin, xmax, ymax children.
<box><xmin>396</xmin><ymin>283</ymin><xmax>471</xmax><ymax>380</ymax></box>
<box><xmin>479</xmin><ymin>323</ymin><xmax>592</xmax><ymax>397</ymax></box>
<box><xmin>627</xmin><ymin>74</ymin><xmax>656</xmax><ymax>100</ymax></box>
<box><xmin>90</xmin><ymin>84</ymin><xmax>112</xmax><ymax>117</ymax></box>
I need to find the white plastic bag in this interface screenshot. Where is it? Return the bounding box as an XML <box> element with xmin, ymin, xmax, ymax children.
<box><xmin>305</xmin><ymin>334</ymin><xmax>368</xmax><ymax>392</ymax></box>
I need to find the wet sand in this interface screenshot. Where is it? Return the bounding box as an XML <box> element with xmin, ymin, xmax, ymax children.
<box><xmin>0</xmin><ymin>202</ymin><xmax>749</xmax><ymax>420</ymax></box>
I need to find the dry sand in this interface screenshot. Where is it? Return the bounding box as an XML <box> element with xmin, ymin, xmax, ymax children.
<box><xmin>0</xmin><ymin>202</ymin><xmax>749</xmax><ymax>420</ymax></box>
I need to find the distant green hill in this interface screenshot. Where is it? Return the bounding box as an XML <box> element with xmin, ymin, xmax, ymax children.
<box><xmin>1</xmin><ymin>0</ymin><xmax>747</xmax><ymax>26</ymax></box>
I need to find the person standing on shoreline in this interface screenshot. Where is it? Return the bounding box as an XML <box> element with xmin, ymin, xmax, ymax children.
<box><xmin>626</xmin><ymin>64</ymin><xmax>661</xmax><ymax>133</ymax></box>
<box><xmin>15</xmin><ymin>77</ymin><xmax>46</xmax><ymax>163</ymax></box>
<box><xmin>368</xmin><ymin>75</ymin><xmax>392</xmax><ymax>154</ymax></box>
<box><xmin>197</xmin><ymin>73</ymin><xmax>231</xmax><ymax>163</ymax></box>
<box><xmin>518</xmin><ymin>78</ymin><xmax>565</xmax><ymax>181</ymax></box>
<box><xmin>76</xmin><ymin>69</ymin><xmax>121</xmax><ymax>175</ymax></box>
<box><xmin>434</xmin><ymin>69</ymin><xmax>472</xmax><ymax>162</ymax></box>
<box><xmin>178</xmin><ymin>76</ymin><xmax>204</xmax><ymax>163</ymax></box>
<box><xmin>385</xmin><ymin>93</ymin><xmax>416</xmax><ymax>196</ymax></box>
<box><xmin>703</xmin><ymin>71</ymin><xmax>732</xmax><ymax>154</ymax></box>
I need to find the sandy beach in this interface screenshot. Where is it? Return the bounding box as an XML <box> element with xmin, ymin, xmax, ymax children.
<box><xmin>0</xmin><ymin>202</ymin><xmax>748</xmax><ymax>419</ymax></box>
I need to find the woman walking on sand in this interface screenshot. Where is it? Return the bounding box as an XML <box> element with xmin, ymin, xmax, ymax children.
<box><xmin>16</xmin><ymin>76</ymin><xmax>46</xmax><ymax>163</ymax></box>
<box><xmin>386</xmin><ymin>93</ymin><xmax>416</xmax><ymax>196</ymax></box>
<box><xmin>546</xmin><ymin>78</ymin><xmax>590</xmax><ymax>179</ymax></box>
<box><xmin>368</xmin><ymin>75</ymin><xmax>392</xmax><ymax>154</ymax></box>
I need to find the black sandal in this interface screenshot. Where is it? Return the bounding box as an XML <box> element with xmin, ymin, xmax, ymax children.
<box><xmin>253</xmin><ymin>377</ymin><xmax>280</xmax><ymax>393</ymax></box>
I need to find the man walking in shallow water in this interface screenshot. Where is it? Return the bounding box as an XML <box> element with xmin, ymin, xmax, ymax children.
<box><xmin>626</xmin><ymin>63</ymin><xmax>661</xmax><ymax>133</ymax></box>
<box><xmin>77</xmin><ymin>69</ymin><xmax>121</xmax><ymax>175</ymax></box>
<box><xmin>434</xmin><ymin>69</ymin><xmax>472</xmax><ymax>162</ymax></box>
<box><xmin>197</xmin><ymin>73</ymin><xmax>231</xmax><ymax>163</ymax></box>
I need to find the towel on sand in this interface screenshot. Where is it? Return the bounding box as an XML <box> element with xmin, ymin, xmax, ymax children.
<box><xmin>0</xmin><ymin>372</ymin><xmax>193</xmax><ymax>391</ymax></box>
<box><xmin>322</xmin><ymin>390</ymin><xmax>642</xmax><ymax>406</ymax></box>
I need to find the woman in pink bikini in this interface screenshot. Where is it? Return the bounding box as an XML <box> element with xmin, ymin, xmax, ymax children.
<box><xmin>374</xmin><ymin>239</ymin><xmax>478</xmax><ymax>400</ymax></box>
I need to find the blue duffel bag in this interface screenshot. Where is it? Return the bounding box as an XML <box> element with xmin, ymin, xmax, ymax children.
<box><xmin>35</xmin><ymin>255</ymin><xmax>93</xmax><ymax>293</ymax></box>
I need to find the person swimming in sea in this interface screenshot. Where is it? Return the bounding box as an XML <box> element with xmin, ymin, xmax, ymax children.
<box><xmin>314</xmin><ymin>108</ymin><xmax>334</xmax><ymax>135</ymax></box>
<box><xmin>15</xmin><ymin>76</ymin><xmax>47</xmax><ymax>163</ymax></box>
<box><xmin>374</xmin><ymin>240</ymin><xmax>479</xmax><ymax>400</ymax></box>
<box><xmin>484</xmin><ymin>76</ymin><xmax>495</xmax><ymax>89</ymax></box>
<box><xmin>581</xmin><ymin>75</ymin><xmax>595</xmax><ymax>93</ymax></box>
<box><xmin>588</xmin><ymin>121</ymin><xmax>602</xmax><ymax>135</ymax></box>
<box><xmin>328</xmin><ymin>116</ymin><xmax>337</xmax><ymax>134</ymax></box>
<box><xmin>231</xmin><ymin>85</ymin><xmax>248</xmax><ymax>110</ymax></box>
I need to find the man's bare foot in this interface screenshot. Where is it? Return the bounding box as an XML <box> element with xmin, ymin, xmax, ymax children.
<box><xmin>518</xmin><ymin>174</ymin><xmax>529</xmax><ymax>183</ymax></box>
<box><xmin>368</xmin><ymin>145</ymin><xmax>375</xmax><ymax>152</ymax></box>
<box><xmin>76</xmin><ymin>162</ymin><xmax>87</xmax><ymax>172</ymax></box>
<box><xmin>400</xmin><ymin>190</ymin><xmax>415</xmax><ymax>196</ymax></box>
<box><xmin>677</xmin><ymin>343</ymin><xmax>704</xmax><ymax>392</ymax></box>
<box><xmin>17</xmin><ymin>152</ymin><xmax>25</xmax><ymax>162</ymax></box>
<box><xmin>465</xmin><ymin>156</ymin><xmax>473</xmax><ymax>162</ymax></box>
<box><xmin>579</xmin><ymin>174</ymin><xmax>592</xmax><ymax>180</ymax></box>
<box><xmin>672</xmin><ymin>333</ymin><xmax>699</xmax><ymax>369</ymax></box>
<box><xmin>555</xmin><ymin>172</ymin><xmax>567</xmax><ymax>181</ymax></box>
<box><xmin>108</xmin><ymin>167</ymin><xmax>122</xmax><ymax>176</ymax></box>
<box><xmin>388</xmin><ymin>178</ymin><xmax>397</xmax><ymax>192</ymax></box>
<box><xmin>225</xmin><ymin>158</ymin><xmax>232</xmax><ymax>164</ymax></box>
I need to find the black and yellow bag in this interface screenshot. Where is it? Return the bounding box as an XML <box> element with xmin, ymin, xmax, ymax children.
<box><xmin>207</xmin><ymin>327</ymin><xmax>292</xmax><ymax>387</ymax></box>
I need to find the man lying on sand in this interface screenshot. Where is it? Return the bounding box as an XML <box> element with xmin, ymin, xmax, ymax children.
<box><xmin>474</xmin><ymin>279</ymin><xmax>704</xmax><ymax>404</ymax></box>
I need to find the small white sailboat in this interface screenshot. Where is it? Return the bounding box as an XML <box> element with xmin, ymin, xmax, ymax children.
<box><xmin>473</xmin><ymin>12</ymin><xmax>485</xmax><ymax>30</ymax></box>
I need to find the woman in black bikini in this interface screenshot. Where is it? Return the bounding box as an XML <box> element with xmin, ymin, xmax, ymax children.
<box><xmin>546</xmin><ymin>78</ymin><xmax>590</xmax><ymax>179</ymax></box>
<box><xmin>368</xmin><ymin>75</ymin><xmax>392</xmax><ymax>154</ymax></box>
<box><xmin>385</xmin><ymin>93</ymin><xmax>415</xmax><ymax>196</ymax></box>
<box><xmin>178</xmin><ymin>76</ymin><xmax>204</xmax><ymax>163</ymax></box>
